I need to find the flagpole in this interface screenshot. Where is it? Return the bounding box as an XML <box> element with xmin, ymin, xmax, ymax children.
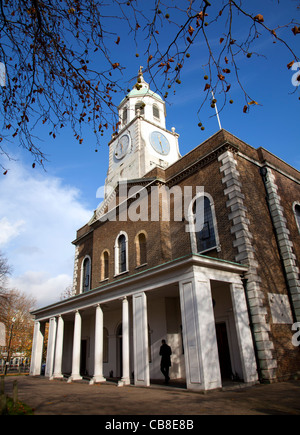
<box><xmin>211</xmin><ymin>90</ymin><xmax>222</xmax><ymax>130</ymax></box>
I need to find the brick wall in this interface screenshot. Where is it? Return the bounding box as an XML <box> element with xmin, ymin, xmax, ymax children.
<box><xmin>72</xmin><ymin>129</ymin><xmax>300</xmax><ymax>380</ymax></box>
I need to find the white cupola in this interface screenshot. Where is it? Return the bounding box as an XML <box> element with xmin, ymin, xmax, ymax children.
<box><xmin>98</xmin><ymin>67</ymin><xmax>181</xmax><ymax>208</ymax></box>
<box><xmin>118</xmin><ymin>66</ymin><xmax>167</xmax><ymax>130</ymax></box>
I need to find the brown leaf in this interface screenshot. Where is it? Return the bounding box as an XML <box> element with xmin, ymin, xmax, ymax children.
<box><xmin>188</xmin><ymin>25</ymin><xmax>195</xmax><ymax>36</ymax></box>
<box><xmin>222</xmin><ymin>68</ymin><xmax>231</xmax><ymax>74</ymax></box>
<box><xmin>292</xmin><ymin>26</ymin><xmax>300</xmax><ymax>35</ymax></box>
<box><xmin>197</xmin><ymin>11</ymin><xmax>204</xmax><ymax>21</ymax></box>
<box><xmin>243</xmin><ymin>105</ymin><xmax>248</xmax><ymax>113</ymax></box>
<box><xmin>225</xmin><ymin>56</ymin><xmax>229</xmax><ymax>64</ymax></box>
<box><xmin>218</xmin><ymin>74</ymin><xmax>225</xmax><ymax>81</ymax></box>
<box><xmin>115</xmin><ymin>36</ymin><xmax>120</xmax><ymax>45</ymax></box>
<box><xmin>112</xmin><ymin>62</ymin><xmax>120</xmax><ymax>69</ymax></box>
<box><xmin>204</xmin><ymin>83</ymin><xmax>211</xmax><ymax>91</ymax></box>
<box><xmin>225</xmin><ymin>84</ymin><xmax>231</xmax><ymax>92</ymax></box>
<box><xmin>254</xmin><ymin>14</ymin><xmax>264</xmax><ymax>23</ymax></box>
<box><xmin>220</xmin><ymin>37</ymin><xmax>224</xmax><ymax>44</ymax></box>
<box><xmin>271</xmin><ymin>29</ymin><xmax>277</xmax><ymax>38</ymax></box>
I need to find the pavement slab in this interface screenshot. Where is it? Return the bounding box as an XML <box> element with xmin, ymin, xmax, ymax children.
<box><xmin>2</xmin><ymin>375</ymin><xmax>300</xmax><ymax>416</ymax></box>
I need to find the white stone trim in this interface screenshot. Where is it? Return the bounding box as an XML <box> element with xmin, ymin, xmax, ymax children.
<box><xmin>72</xmin><ymin>245</ymin><xmax>79</xmax><ymax>293</ymax></box>
<box><xmin>218</xmin><ymin>150</ymin><xmax>277</xmax><ymax>380</ymax></box>
<box><xmin>264</xmin><ymin>168</ymin><xmax>300</xmax><ymax>321</ymax></box>
<box><xmin>293</xmin><ymin>201</ymin><xmax>300</xmax><ymax>235</ymax></box>
<box><xmin>114</xmin><ymin>231</ymin><xmax>129</xmax><ymax>276</ymax></box>
<box><xmin>80</xmin><ymin>255</ymin><xmax>92</xmax><ymax>294</ymax></box>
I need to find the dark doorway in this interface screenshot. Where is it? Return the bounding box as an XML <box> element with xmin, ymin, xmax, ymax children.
<box><xmin>215</xmin><ymin>322</ymin><xmax>232</xmax><ymax>379</ymax></box>
<box><xmin>117</xmin><ymin>324</ymin><xmax>122</xmax><ymax>378</ymax></box>
<box><xmin>80</xmin><ymin>339</ymin><xmax>87</xmax><ymax>376</ymax></box>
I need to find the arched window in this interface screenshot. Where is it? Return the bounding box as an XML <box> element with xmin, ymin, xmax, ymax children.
<box><xmin>81</xmin><ymin>256</ymin><xmax>91</xmax><ymax>293</ymax></box>
<box><xmin>122</xmin><ymin>107</ymin><xmax>128</xmax><ymax>125</ymax></box>
<box><xmin>153</xmin><ymin>104</ymin><xmax>160</xmax><ymax>120</ymax></box>
<box><xmin>294</xmin><ymin>203</ymin><xmax>300</xmax><ymax>234</ymax></box>
<box><xmin>101</xmin><ymin>250</ymin><xmax>110</xmax><ymax>281</ymax></box>
<box><xmin>189</xmin><ymin>194</ymin><xmax>219</xmax><ymax>253</ymax></box>
<box><xmin>135</xmin><ymin>101</ymin><xmax>145</xmax><ymax>116</ymax></box>
<box><xmin>135</xmin><ymin>232</ymin><xmax>147</xmax><ymax>267</ymax></box>
<box><xmin>119</xmin><ymin>235</ymin><xmax>127</xmax><ymax>273</ymax></box>
<box><xmin>115</xmin><ymin>232</ymin><xmax>128</xmax><ymax>275</ymax></box>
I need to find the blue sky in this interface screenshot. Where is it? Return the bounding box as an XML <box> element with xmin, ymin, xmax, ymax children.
<box><xmin>0</xmin><ymin>0</ymin><xmax>299</xmax><ymax>307</ymax></box>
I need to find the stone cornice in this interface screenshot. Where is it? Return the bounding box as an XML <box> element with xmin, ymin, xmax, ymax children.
<box><xmin>166</xmin><ymin>141</ymin><xmax>239</xmax><ymax>188</ymax></box>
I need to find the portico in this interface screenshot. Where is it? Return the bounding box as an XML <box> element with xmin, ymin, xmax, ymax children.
<box><xmin>30</xmin><ymin>254</ymin><xmax>258</xmax><ymax>391</ymax></box>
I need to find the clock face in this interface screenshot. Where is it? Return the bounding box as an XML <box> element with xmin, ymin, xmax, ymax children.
<box><xmin>114</xmin><ymin>134</ymin><xmax>130</xmax><ymax>160</ymax></box>
<box><xmin>150</xmin><ymin>131</ymin><xmax>170</xmax><ymax>156</ymax></box>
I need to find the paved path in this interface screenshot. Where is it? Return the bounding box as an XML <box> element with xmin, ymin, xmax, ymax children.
<box><xmin>3</xmin><ymin>376</ymin><xmax>300</xmax><ymax>415</ymax></box>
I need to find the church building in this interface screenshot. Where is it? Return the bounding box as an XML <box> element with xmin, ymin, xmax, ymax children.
<box><xmin>30</xmin><ymin>69</ymin><xmax>300</xmax><ymax>391</ymax></box>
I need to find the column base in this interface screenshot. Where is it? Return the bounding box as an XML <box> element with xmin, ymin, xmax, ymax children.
<box><xmin>120</xmin><ymin>376</ymin><xmax>130</xmax><ymax>386</ymax></box>
<box><xmin>67</xmin><ymin>374</ymin><xmax>82</xmax><ymax>383</ymax></box>
<box><xmin>52</xmin><ymin>373</ymin><xmax>64</xmax><ymax>380</ymax></box>
<box><xmin>117</xmin><ymin>377</ymin><xmax>130</xmax><ymax>387</ymax></box>
<box><xmin>89</xmin><ymin>376</ymin><xmax>106</xmax><ymax>385</ymax></box>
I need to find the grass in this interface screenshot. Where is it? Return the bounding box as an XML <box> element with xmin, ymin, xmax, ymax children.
<box><xmin>2</xmin><ymin>397</ymin><xmax>34</xmax><ymax>415</ymax></box>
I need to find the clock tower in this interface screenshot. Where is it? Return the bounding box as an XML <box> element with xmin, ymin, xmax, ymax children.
<box><xmin>104</xmin><ymin>67</ymin><xmax>181</xmax><ymax>198</ymax></box>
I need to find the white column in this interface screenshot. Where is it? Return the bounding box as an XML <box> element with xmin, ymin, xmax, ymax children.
<box><xmin>230</xmin><ymin>283</ymin><xmax>258</xmax><ymax>383</ymax></box>
<box><xmin>132</xmin><ymin>292</ymin><xmax>149</xmax><ymax>387</ymax></box>
<box><xmin>30</xmin><ymin>321</ymin><xmax>45</xmax><ymax>376</ymax></box>
<box><xmin>179</xmin><ymin>270</ymin><xmax>222</xmax><ymax>391</ymax></box>
<box><xmin>68</xmin><ymin>310</ymin><xmax>82</xmax><ymax>382</ymax></box>
<box><xmin>90</xmin><ymin>305</ymin><xmax>106</xmax><ymax>384</ymax></box>
<box><xmin>119</xmin><ymin>297</ymin><xmax>130</xmax><ymax>386</ymax></box>
<box><xmin>53</xmin><ymin>315</ymin><xmax>64</xmax><ymax>379</ymax></box>
<box><xmin>45</xmin><ymin>317</ymin><xmax>57</xmax><ymax>378</ymax></box>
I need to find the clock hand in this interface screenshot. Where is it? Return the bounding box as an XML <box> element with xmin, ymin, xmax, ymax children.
<box><xmin>158</xmin><ymin>138</ymin><xmax>164</xmax><ymax>153</ymax></box>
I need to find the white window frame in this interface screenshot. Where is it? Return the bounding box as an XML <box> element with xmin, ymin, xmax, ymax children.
<box><xmin>293</xmin><ymin>201</ymin><xmax>300</xmax><ymax>235</ymax></box>
<box><xmin>80</xmin><ymin>255</ymin><xmax>92</xmax><ymax>294</ymax></box>
<box><xmin>114</xmin><ymin>231</ymin><xmax>129</xmax><ymax>276</ymax></box>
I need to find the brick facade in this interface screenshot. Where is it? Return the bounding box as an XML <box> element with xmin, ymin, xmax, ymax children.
<box><xmin>72</xmin><ymin>129</ymin><xmax>300</xmax><ymax>382</ymax></box>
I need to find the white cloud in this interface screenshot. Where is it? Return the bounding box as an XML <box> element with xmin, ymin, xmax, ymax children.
<box><xmin>0</xmin><ymin>217</ymin><xmax>25</xmax><ymax>246</ymax></box>
<box><xmin>0</xmin><ymin>161</ymin><xmax>92</xmax><ymax>308</ymax></box>
<box><xmin>8</xmin><ymin>271</ymin><xmax>72</xmax><ymax>308</ymax></box>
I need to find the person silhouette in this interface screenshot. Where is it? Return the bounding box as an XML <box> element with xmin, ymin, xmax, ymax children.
<box><xmin>159</xmin><ymin>339</ymin><xmax>172</xmax><ymax>384</ymax></box>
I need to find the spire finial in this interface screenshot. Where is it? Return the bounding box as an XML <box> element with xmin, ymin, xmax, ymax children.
<box><xmin>138</xmin><ymin>66</ymin><xmax>144</xmax><ymax>77</ymax></box>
